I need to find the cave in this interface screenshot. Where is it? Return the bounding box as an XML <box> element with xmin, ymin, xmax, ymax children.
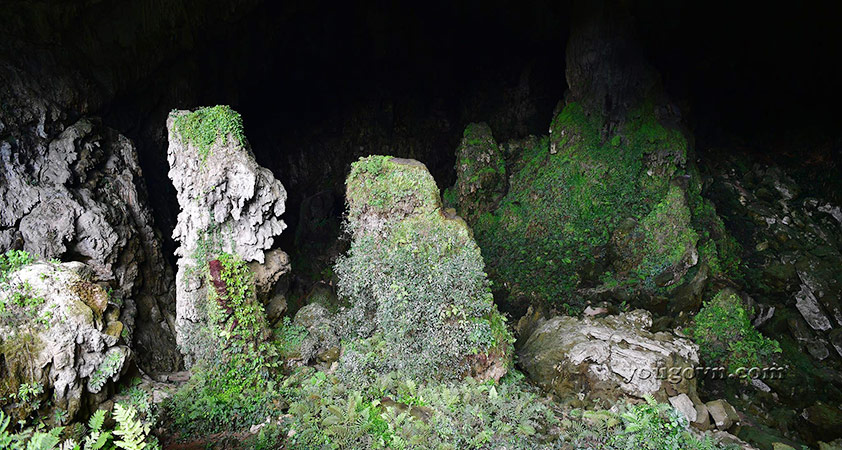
<box><xmin>1</xmin><ymin>0</ymin><xmax>842</xmax><ymax>448</ymax></box>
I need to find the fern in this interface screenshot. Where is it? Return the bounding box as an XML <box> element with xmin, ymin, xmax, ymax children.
<box><xmin>113</xmin><ymin>405</ymin><xmax>149</xmax><ymax>450</ymax></box>
<box><xmin>0</xmin><ymin>410</ymin><xmax>13</xmax><ymax>449</ymax></box>
<box><xmin>82</xmin><ymin>409</ymin><xmax>112</xmax><ymax>450</ymax></box>
<box><xmin>24</xmin><ymin>428</ymin><xmax>63</xmax><ymax>450</ymax></box>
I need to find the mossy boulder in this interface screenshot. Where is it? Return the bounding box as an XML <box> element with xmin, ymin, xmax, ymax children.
<box><xmin>336</xmin><ymin>156</ymin><xmax>513</xmax><ymax>381</ymax></box>
<box><xmin>463</xmin><ymin>102</ymin><xmax>725</xmax><ymax>309</ymax></box>
<box><xmin>452</xmin><ymin>122</ymin><xmax>506</xmax><ymax>224</ymax></box>
<box><xmin>0</xmin><ymin>260</ymin><xmax>130</xmax><ymax>423</ymax></box>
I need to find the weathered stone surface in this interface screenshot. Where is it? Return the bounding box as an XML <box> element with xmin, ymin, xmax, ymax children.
<box><xmin>669</xmin><ymin>393</ymin><xmax>697</xmax><ymax>423</ymax></box>
<box><xmin>707</xmin><ymin>399</ymin><xmax>740</xmax><ymax>430</ymax></box>
<box><xmin>0</xmin><ymin>110</ymin><xmax>180</xmax><ymax>373</ymax></box>
<box><xmin>692</xmin><ymin>402</ymin><xmax>712</xmax><ymax>431</ymax></box>
<box><xmin>0</xmin><ymin>262</ymin><xmax>131</xmax><ymax>422</ymax></box>
<box><xmin>518</xmin><ymin>309</ymin><xmax>700</xmax><ymax>405</ymax></box>
<box><xmin>802</xmin><ymin>402</ymin><xmax>842</xmax><ymax>441</ymax></box>
<box><xmin>167</xmin><ymin>107</ymin><xmax>289</xmax><ymax>366</ymax></box>
<box><xmin>795</xmin><ymin>285</ymin><xmax>831</xmax><ymax>331</ymax></box>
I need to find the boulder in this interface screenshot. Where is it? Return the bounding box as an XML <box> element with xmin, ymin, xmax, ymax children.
<box><xmin>166</xmin><ymin>106</ymin><xmax>290</xmax><ymax>366</ymax></box>
<box><xmin>291</xmin><ymin>303</ymin><xmax>340</xmax><ymax>366</ymax></box>
<box><xmin>0</xmin><ymin>117</ymin><xmax>180</xmax><ymax>373</ymax></box>
<box><xmin>707</xmin><ymin>399</ymin><xmax>740</xmax><ymax>430</ymax></box>
<box><xmin>518</xmin><ymin>309</ymin><xmax>700</xmax><ymax>405</ymax></box>
<box><xmin>451</xmin><ymin>122</ymin><xmax>506</xmax><ymax>223</ymax></box>
<box><xmin>669</xmin><ymin>393</ymin><xmax>697</xmax><ymax>423</ymax></box>
<box><xmin>0</xmin><ymin>261</ymin><xmax>131</xmax><ymax>422</ymax></box>
<box><xmin>335</xmin><ymin>156</ymin><xmax>513</xmax><ymax>381</ymax></box>
<box><xmin>692</xmin><ymin>402</ymin><xmax>713</xmax><ymax>431</ymax></box>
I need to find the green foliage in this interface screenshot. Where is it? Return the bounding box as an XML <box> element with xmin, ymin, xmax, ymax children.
<box><xmin>274</xmin><ymin>316</ymin><xmax>308</xmax><ymax>359</ymax></box>
<box><xmin>0</xmin><ymin>250</ymin><xmax>34</xmax><ymax>283</ymax></box>
<box><xmin>283</xmin><ymin>368</ymin><xmax>557</xmax><ymax>449</ymax></box>
<box><xmin>166</xmin><ymin>252</ymin><xmax>286</xmax><ymax>436</ymax></box>
<box><xmin>563</xmin><ymin>396</ymin><xmax>734</xmax><ymax>450</ymax></box>
<box><xmin>171</xmin><ymin>105</ymin><xmax>246</xmax><ymax>163</ymax></box>
<box><xmin>689</xmin><ymin>290</ymin><xmax>781</xmax><ymax>374</ymax></box>
<box><xmin>89</xmin><ymin>350</ymin><xmax>124</xmax><ymax>392</ymax></box>
<box><xmin>467</xmin><ymin>101</ymin><xmax>701</xmax><ymax>306</ymax></box>
<box><xmin>0</xmin><ymin>406</ymin><xmax>156</xmax><ymax>450</ymax></box>
<box><xmin>113</xmin><ymin>404</ymin><xmax>150</xmax><ymax>450</ymax></box>
<box><xmin>336</xmin><ymin>156</ymin><xmax>512</xmax><ymax>381</ymax></box>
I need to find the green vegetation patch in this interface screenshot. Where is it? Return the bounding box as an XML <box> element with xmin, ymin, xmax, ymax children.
<box><xmin>167</xmin><ymin>252</ymin><xmax>285</xmax><ymax>435</ymax></box>
<box><xmin>688</xmin><ymin>289</ymin><xmax>781</xmax><ymax>375</ymax></box>
<box><xmin>467</xmin><ymin>101</ymin><xmax>704</xmax><ymax>306</ymax></box>
<box><xmin>337</xmin><ymin>156</ymin><xmax>513</xmax><ymax>381</ymax></box>
<box><xmin>171</xmin><ymin>105</ymin><xmax>246</xmax><ymax>163</ymax></box>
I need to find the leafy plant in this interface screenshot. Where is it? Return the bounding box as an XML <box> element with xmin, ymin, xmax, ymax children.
<box><xmin>89</xmin><ymin>350</ymin><xmax>125</xmax><ymax>393</ymax></box>
<box><xmin>171</xmin><ymin>106</ymin><xmax>246</xmax><ymax>163</ymax></box>
<box><xmin>689</xmin><ymin>289</ymin><xmax>781</xmax><ymax>375</ymax></box>
<box><xmin>0</xmin><ymin>250</ymin><xmax>34</xmax><ymax>283</ymax></box>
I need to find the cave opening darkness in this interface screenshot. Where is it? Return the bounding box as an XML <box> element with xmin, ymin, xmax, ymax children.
<box><xmin>4</xmin><ymin>1</ymin><xmax>839</xmax><ymax>274</ymax></box>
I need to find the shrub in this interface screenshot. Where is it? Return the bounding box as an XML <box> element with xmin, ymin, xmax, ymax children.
<box><xmin>689</xmin><ymin>289</ymin><xmax>781</xmax><ymax>374</ymax></box>
<box><xmin>282</xmin><ymin>368</ymin><xmax>559</xmax><ymax>450</ymax></box>
<box><xmin>335</xmin><ymin>156</ymin><xmax>512</xmax><ymax>381</ymax></box>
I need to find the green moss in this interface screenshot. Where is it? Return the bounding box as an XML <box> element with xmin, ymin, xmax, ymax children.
<box><xmin>689</xmin><ymin>289</ymin><xmax>781</xmax><ymax>375</ymax></box>
<box><xmin>468</xmin><ymin>101</ymin><xmax>696</xmax><ymax>305</ymax></box>
<box><xmin>171</xmin><ymin>105</ymin><xmax>246</xmax><ymax>163</ymax></box>
<box><xmin>345</xmin><ymin>156</ymin><xmax>440</xmax><ymax>226</ymax></box>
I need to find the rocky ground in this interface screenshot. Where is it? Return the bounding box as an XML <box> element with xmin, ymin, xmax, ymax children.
<box><xmin>1</xmin><ymin>1</ymin><xmax>841</xmax><ymax>450</ymax></box>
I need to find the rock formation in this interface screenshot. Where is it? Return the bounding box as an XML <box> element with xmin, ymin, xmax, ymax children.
<box><xmin>0</xmin><ymin>91</ymin><xmax>181</xmax><ymax>373</ymax></box>
<box><xmin>335</xmin><ymin>156</ymin><xmax>513</xmax><ymax>381</ymax></box>
<box><xmin>0</xmin><ymin>260</ymin><xmax>131</xmax><ymax>422</ymax></box>
<box><xmin>517</xmin><ymin>308</ymin><xmax>701</xmax><ymax>406</ymax></box>
<box><xmin>166</xmin><ymin>106</ymin><xmax>289</xmax><ymax>366</ymax></box>
<box><xmin>450</xmin><ymin>1</ymin><xmax>737</xmax><ymax>312</ymax></box>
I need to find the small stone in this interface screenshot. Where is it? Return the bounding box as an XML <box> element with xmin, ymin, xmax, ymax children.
<box><xmin>706</xmin><ymin>399</ymin><xmax>739</xmax><ymax>430</ymax></box>
<box><xmin>668</xmin><ymin>394</ymin><xmax>697</xmax><ymax>423</ymax></box>
<box><xmin>795</xmin><ymin>284</ymin><xmax>832</xmax><ymax>331</ymax></box>
<box><xmin>692</xmin><ymin>403</ymin><xmax>712</xmax><ymax>431</ymax></box>
<box><xmin>104</xmin><ymin>321</ymin><xmax>123</xmax><ymax>339</ymax></box>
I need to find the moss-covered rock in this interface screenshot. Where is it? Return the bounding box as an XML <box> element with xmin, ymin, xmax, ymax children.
<box><xmin>453</xmin><ymin>123</ymin><xmax>506</xmax><ymax>224</ymax></box>
<box><xmin>688</xmin><ymin>288</ymin><xmax>781</xmax><ymax>375</ymax></box>
<box><xmin>0</xmin><ymin>259</ymin><xmax>130</xmax><ymax>424</ymax></box>
<box><xmin>336</xmin><ymin>156</ymin><xmax>513</xmax><ymax>381</ymax></box>
<box><xmin>463</xmin><ymin>101</ymin><xmax>726</xmax><ymax>309</ymax></box>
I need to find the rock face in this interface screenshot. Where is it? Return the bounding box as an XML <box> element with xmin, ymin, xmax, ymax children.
<box><xmin>517</xmin><ymin>309</ymin><xmax>700</xmax><ymax>405</ymax></box>
<box><xmin>334</xmin><ymin>156</ymin><xmax>512</xmax><ymax>381</ymax></box>
<box><xmin>166</xmin><ymin>106</ymin><xmax>289</xmax><ymax>366</ymax></box>
<box><xmin>0</xmin><ymin>261</ymin><xmax>131</xmax><ymax>422</ymax></box>
<box><xmin>0</xmin><ymin>98</ymin><xmax>180</xmax><ymax>373</ymax></box>
<box><xmin>704</xmin><ymin>157</ymin><xmax>842</xmax><ymax>445</ymax></box>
